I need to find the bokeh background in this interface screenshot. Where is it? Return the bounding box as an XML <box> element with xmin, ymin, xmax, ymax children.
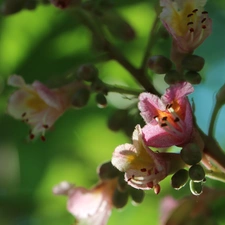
<box><xmin>1</xmin><ymin>0</ymin><xmax>225</xmax><ymax>224</ymax></box>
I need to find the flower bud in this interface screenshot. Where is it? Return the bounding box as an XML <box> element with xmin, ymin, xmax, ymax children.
<box><xmin>112</xmin><ymin>188</ymin><xmax>129</xmax><ymax>208</ymax></box>
<box><xmin>180</xmin><ymin>143</ymin><xmax>202</xmax><ymax>165</ymax></box>
<box><xmin>96</xmin><ymin>93</ymin><xmax>107</xmax><ymax>108</ymax></box>
<box><xmin>184</xmin><ymin>71</ymin><xmax>202</xmax><ymax>84</ymax></box>
<box><xmin>171</xmin><ymin>169</ymin><xmax>189</xmax><ymax>190</ymax></box>
<box><xmin>97</xmin><ymin>161</ymin><xmax>120</xmax><ymax>180</ymax></box>
<box><xmin>107</xmin><ymin>110</ymin><xmax>128</xmax><ymax>131</ymax></box>
<box><xmin>189</xmin><ymin>164</ymin><xmax>205</xmax><ymax>182</ymax></box>
<box><xmin>117</xmin><ymin>174</ymin><xmax>128</xmax><ymax>192</ymax></box>
<box><xmin>129</xmin><ymin>187</ymin><xmax>145</xmax><ymax>204</ymax></box>
<box><xmin>216</xmin><ymin>83</ymin><xmax>225</xmax><ymax>104</ymax></box>
<box><xmin>164</xmin><ymin>70</ymin><xmax>180</xmax><ymax>85</ymax></box>
<box><xmin>189</xmin><ymin>180</ymin><xmax>203</xmax><ymax>196</ymax></box>
<box><xmin>77</xmin><ymin>64</ymin><xmax>98</xmax><ymax>82</ymax></box>
<box><xmin>182</xmin><ymin>55</ymin><xmax>205</xmax><ymax>72</ymax></box>
<box><xmin>91</xmin><ymin>79</ymin><xmax>107</xmax><ymax>93</ymax></box>
<box><xmin>72</xmin><ymin>87</ymin><xmax>90</xmax><ymax>108</ymax></box>
<box><xmin>147</xmin><ymin>55</ymin><xmax>172</xmax><ymax>74</ymax></box>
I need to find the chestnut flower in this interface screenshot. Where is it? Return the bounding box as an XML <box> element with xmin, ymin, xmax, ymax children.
<box><xmin>7</xmin><ymin>75</ymin><xmax>82</xmax><ymax>140</ymax></box>
<box><xmin>53</xmin><ymin>179</ymin><xmax>117</xmax><ymax>225</ymax></box>
<box><xmin>112</xmin><ymin>125</ymin><xmax>184</xmax><ymax>193</ymax></box>
<box><xmin>138</xmin><ymin>82</ymin><xmax>194</xmax><ymax>148</ymax></box>
<box><xmin>160</xmin><ymin>0</ymin><xmax>212</xmax><ymax>54</ymax></box>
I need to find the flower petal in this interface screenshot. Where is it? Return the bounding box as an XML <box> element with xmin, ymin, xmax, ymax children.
<box><xmin>7</xmin><ymin>75</ymin><xmax>26</xmax><ymax>88</ymax></box>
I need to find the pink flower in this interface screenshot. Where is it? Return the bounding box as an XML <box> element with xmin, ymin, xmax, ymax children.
<box><xmin>7</xmin><ymin>75</ymin><xmax>81</xmax><ymax>140</ymax></box>
<box><xmin>53</xmin><ymin>179</ymin><xmax>117</xmax><ymax>225</ymax></box>
<box><xmin>112</xmin><ymin>125</ymin><xmax>183</xmax><ymax>192</ymax></box>
<box><xmin>138</xmin><ymin>82</ymin><xmax>194</xmax><ymax>148</ymax></box>
<box><xmin>160</xmin><ymin>0</ymin><xmax>212</xmax><ymax>54</ymax></box>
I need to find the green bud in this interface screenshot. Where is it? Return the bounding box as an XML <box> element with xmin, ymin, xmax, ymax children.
<box><xmin>112</xmin><ymin>188</ymin><xmax>129</xmax><ymax>208</ymax></box>
<box><xmin>216</xmin><ymin>83</ymin><xmax>225</xmax><ymax>104</ymax></box>
<box><xmin>180</xmin><ymin>143</ymin><xmax>202</xmax><ymax>165</ymax></box>
<box><xmin>171</xmin><ymin>169</ymin><xmax>189</xmax><ymax>190</ymax></box>
<box><xmin>107</xmin><ymin>110</ymin><xmax>128</xmax><ymax>131</ymax></box>
<box><xmin>182</xmin><ymin>55</ymin><xmax>205</xmax><ymax>72</ymax></box>
<box><xmin>184</xmin><ymin>71</ymin><xmax>202</xmax><ymax>84</ymax></box>
<box><xmin>189</xmin><ymin>180</ymin><xmax>203</xmax><ymax>196</ymax></box>
<box><xmin>147</xmin><ymin>55</ymin><xmax>172</xmax><ymax>74</ymax></box>
<box><xmin>129</xmin><ymin>187</ymin><xmax>145</xmax><ymax>204</ymax></box>
<box><xmin>164</xmin><ymin>70</ymin><xmax>181</xmax><ymax>85</ymax></box>
<box><xmin>117</xmin><ymin>174</ymin><xmax>128</xmax><ymax>192</ymax></box>
<box><xmin>91</xmin><ymin>79</ymin><xmax>107</xmax><ymax>93</ymax></box>
<box><xmin>98</xmin><ymin>161</ymin><xmax>120</xmax><ymax>180</ymax></box>
<box><xmin>189</xmin><ymin>164</ymin><xmax>205</xmax><ymax>182</ymax></box>
<box><xmin>77</xmin><ymin>64</ymin><xmax>98</xmax><ymax>82</ymax></box>
<box><xmin>72</xmin><ymin>87</ymin><xmax>90</xmax><ymax>108</ymax></box>
<box><xmin>96</xmin><ymin>93</ymin><xmax>107</xmax><ymax>108</ymax></box>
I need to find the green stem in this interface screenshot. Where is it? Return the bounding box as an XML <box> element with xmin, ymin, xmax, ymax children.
<box><xmin>105</xmin><ymin>83</ymin><xmax>143</xmax><ymax>96</ymax></box>
<box><xmin>208</xmin><ymin>101</ymin><xmax>222</xmax><ymax>137</ymax></box>
<box><xmin>75</xmin><ymin>8</ymin><xmax>160</xmax><ymax>95</ymax></box>
<box><xmin>205</xmin><ymin>169</ymin><xmax>225</xmax><ymax>183</ymax></box>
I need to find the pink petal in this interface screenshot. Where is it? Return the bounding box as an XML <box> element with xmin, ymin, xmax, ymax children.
<box><xmin>138</xmin><ymin>93</ymin><xmax>165</xmax><ymax>124</ymax></box>
<box><xmin>53</xmin><ymin>181</ymin><xmax>74</xmax><ymax>195</ymax></box>
<box><xmin>162</xmin><ymin>82</ymin><xmax>194</xmax><ymax>104</ymax></box>
<box><xmin>8</xmin><ymin>75</ymin><xmax>26</xmax><ymax>88</ymax></box>
<box><xmin>32</xmin><ymin>81</ymin><xmax>63</xmax><ymax>110</ymax></box>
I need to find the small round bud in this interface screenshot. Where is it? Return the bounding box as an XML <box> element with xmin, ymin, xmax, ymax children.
<box><xmin>91</xmin><ymin>79</ymin><xmax>107</xmax><ymax>93</ymax></box>
<box><xmin>148</xmin><ymin>55</ymin><xmax>172</xmax><ymax>74</ymax></box>
<box><xmin>77</xmin><ymin>64</ymin><xmax>98</xmax><ymax>82</ymax></box>
<box><xmin>171</xmin><ymin>169</ymin><xmax>189</xmax><ymax>190</ymax></box>
<box><xmin>72</xmin><ymin>88</ymin><xmax>90</xmax><ymax>108</ymax></box>
<box><xmin>96</xmin><ymin>93</ymin><xmax>107</xmax><ymax>108</ymax></box>
<box><xmin>180</xmin><ymin>143</ymin><xmax>202</xmax><ymax>165</ymax></box>
<box><xmin>129</xmin><ymin>188</ymin><xmax>145</xmax><ymax>204</ymax></box>
<box><xmin>189</xmin><ymin>164</ymin><xmax>205</xmax><ymax>182</ymax></box>
<box><xmin>164</xmin><ymin>70</ymin><xmax>180</xmax><ymax>85</ymax></box>
<box><xmin>107</xmin><ymin>110</ymin><xmax>128</xmax><ymax>131</ymax></box>
<box><xmin>97</xmin><ymin>161</ymin><xmax>120</xmax><ymax>180</ymax></box>
<box><xmin>216</xmin><ymin>83</ymin><xmax>225</xmax><ymax>104</ymax></box>
<box><xmin>184</xmin><ymin>71</ymin><xmax>202</xmax><ymax>84</ymax></box>
<box><xmin>112</xmin><ymin>188</ymin><xmax>129</xmax><ymax>208</ymax></box>
<box><xmin>189</xmin><ymin>180</ymin><xmax>203</xmax><ymax>196</ymax></box>
<box><xmin>182</xmin><ymin>55</ymin><xmax>205</xmax><ymax>72</ymax></box>
<box><xmin>117</xmin><ymin>174</ymin><xmax>128</xmax><ymax>192</ymax></box>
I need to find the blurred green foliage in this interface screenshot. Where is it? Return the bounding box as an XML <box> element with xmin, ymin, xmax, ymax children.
<box><xmin>1</xmin><ymin>0</ymin><xmax>225</xmax><ymax>225</ymax></box>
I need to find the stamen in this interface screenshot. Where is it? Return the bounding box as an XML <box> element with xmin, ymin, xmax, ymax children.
<box><xmin>41</xmin><ymin>136</ymin><xmax>46</xmax><ymax>142</ymax></box>
<box><xmin>43</xmin><ymin>124</ymin><xmax>49</xmax><ymax>129</ymax></box>
<box><xmin>153</xmin><ymin>184</ymin><xmax>161</xmax><ymax>195</ymax></box>
<box><xmin>187</xmin><ymin>22</ymin><xmax>194</xmax><ymax>26</ymax></box>
<box><xmin>141</xmin><ymin>168</ymin><xmax>147</xmax><ymax>172</ymax></box>
<box><xmin>30</xmin><ymin>133</ymin><xmax>34</xmax><ymax>140</ymax></box>
<box><xmin>162</xmin><ymin>116</ymin><xmax>167</xmax><ymax>121</ymax></box>
<box><xmin>189</xmin><ymin>28</ymin><xmax>194</xmax><ymax>33</ymax></box>
<box><xmin>202</xmin><ymin>25</ymin><xmax>206</xmax><ymax>29</ymax></box>
<box><xmin>202</xmin><ymin>11</ymin><xmax>208</xmax><ymax>14</ymax></box>
<box><xmin>174</xmin><ymin>117</ymin><xmax>180</xmax><ymax>122</ymax></box>
<box><xmin>22</xmin><ymin>112</ymin><xmax>26</xmax><ymax>117</ymax></box>
<box><xmin>161</xmin><ymin>123</ymin><xmax>167</xmax><ymax>127</ymax></box>
<box><xmin>154</xmin><ymin>168</ymin><xmax>159</xmax><ymax>174</ymax></box>
<box><xmin>192</xmin><ymin>9</ymin><xmax>198</xmax><ymax>13</ymax></box>
<box><xmin>147</xmin><ymin>182</ymin><xmax>153</xmax><ymax>188</ymax></box>
<box><xmin>201</xmin><ymin>18</ymin><xmax>206</xmax><ymax>23</ymax></box>
<box><xmin>187</xmin><ymin>13</ymin><xmax>193</xmax><ymax>17</ymax></box>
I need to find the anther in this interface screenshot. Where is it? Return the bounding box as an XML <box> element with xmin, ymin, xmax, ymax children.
<box><xmin>153</xmin><ymin>115</ymin><xmax>158</xmax><ymax>119</ymax></box>
<box><xmin>187</xmin><ymin>22</ymin><xmax>194</xmax><ymax>26</ymax></box>
<box><xmin>22</xmin><ymin>112</ymin><xmax>26</xmax><ymax>117</ymax></box>
<box><xmin>162</xmin><ymin>116</ymin><xmax>167</xmax><ymax>121</ymax></box>
<box><xmin>192</xmin><ymin>9</ymin><xmax>198</xmax><ymax>13</ymax></box>
<box><xmin>161</xmin><ymin>123</ymin><xmax>167</xmax><ymax>127</ymax></box>
<box><xmin>43</xmin><ymin>124</ymin><xmax>49</xmax><ymax>129</ymax></box>
<box><xmin>166</xmin><ymin>103</ymin><xmax>173</xmax><ymax>109</ymax></box>
<box><xmin>41</xmin><ymin>136</ymin><xmax>46</xmax><ymax>142</ymax></box>
<box><xmin>187</xmin><ymin>13</ymin><xmax>193</xmax><ymax>17</ymax></box>
<box><xmin>202</xmin><ymin>11</ymin><xmax>208</xmax><ymax>14</ymax></box>
<box><xmin>141</xmin><ymin>168</ymin><xmax>147</xmax><ymax>172</ymax></box>
<box><xmin>147</xmin><ymin>182</ymin><xmax>153</xmax><ymax>188</ymax></box>
<box><xmin>189</xmin><ymin>28</ymin><xmax>194</xmax><ymax>32</ymax></box>
<box><xmin>30</xmin><ymin>134</ymin><xmax>34</xmax><ymax>140</ymax></box>
<box><xmin>174</xmin><ymin>117</ymin><xmax>180</xmax><ymax>122</ymax></box>
<box><xmin>154</xmin><ymin>168</ymin><xmax>159</xmax><ymax>174</ymax></box>
<box><xmin>201</xmin><ymin>18</ymin><xmax>206</xmax><ymax>23</ymax></box>
<box><xmin>202</xmin><ymin>25</ymin><xmax>206</xmax><ymax>29</ymax></box>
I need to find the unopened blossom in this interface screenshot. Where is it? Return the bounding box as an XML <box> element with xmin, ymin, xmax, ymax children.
<box><xmin>53</xmin><ymin>179</ymin><xmax>117</xmax><ymax>225</ymax></box>
<box><xmin>112</xmin><ymin>125</ymin><xmax>184</xmax><ymax>192</ymax></box>
<box><xmin>7</xmin><ymin>75</ymin><xmax>83</xmax><ymax>141</ymax></box>
<box><xmin>138</xmin><ymin>82</ymin><xmax>194</xmax><ymax>148</ymax></box>
<box><xmin>160</xmin><ymin>0</ymin><xmax>212</xmax><ymax>54</ymax></box>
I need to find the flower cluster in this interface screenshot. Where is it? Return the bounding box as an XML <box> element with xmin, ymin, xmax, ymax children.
<box><xmin>112</xmin><ymin>82</ymin><xmax>194</xmax><ymax>192</ymax></box>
